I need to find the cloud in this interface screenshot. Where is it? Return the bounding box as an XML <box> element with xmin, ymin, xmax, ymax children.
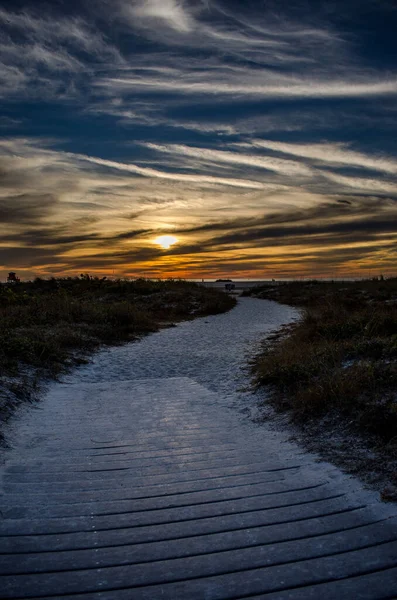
<box><xmin>1</xmin><ymin>0</ymin><xmax>395</xmax><ymax>132</ymax></box>
<box><xmin>126</xmin><ymin>0</ymin><xmax>194</xmax><ymax>33</ymax></box>
<box><xmin>0</xmin><ymin>193</ymin><xmax>58</xmax><ymax>225</ymax></box>
<box><xmin>136</xmin><ymin>141</ymin><xmax>397</xmax><ymax>203</ymax></box>
<box><xmin>93</xmin><ymin>0</ymin><xmax>397</xmax><ymax>108</ymax></box>
<box><xmin>163</xmin><ymin>195</ymin><xmax>397</xmax><ymax>259</ymax></box>
<box><xmin>71</xmin><ymin>151</ymin><xmax>266</xmax><ymax>189</ymax></box>
<box><xmin>1</xmin><ymin>120</ymin><xmax>396</xmax><ymax>278</ymax></box>
<box><xmin>0</xmin><ymin>1</ymin><xmax>396</xmax><ymax>279</ymax></box>
<box><xmin>0</xmin><ymin>8</ymin><xmax>121</xmax><ymax>60</ymax></box>
<box><xmin>0</xmin><ymin>6</ymin><xmax>124</xmax><ymax>98</ymax></box>
<box><xmin>0</xmin><ymin>246</ymin><xmax>62</xmax><ymax>269</ymax></box>
<box><xmin>145</xmin><ymin>142</ymin><xmax>313</xmax><ymax>176</ymax></box>
<box><xmin>118</xmin><ymin>0</ymin><xmax>342</xmax><ymax>66</ymax></box>
<box><xmin>94</xmin><ymin>99</ymin><xmax>395</xmax><ymax>139</ymax></box>
<box><xmin>321</xmin><ymin>171</ymin><xmax>397</xmax><ymax>194</ymax></box>
<box><xmin>0</xmin><ymin>116</ymin><xmax>22</xmax><ymax>128</ymax></box>
<box><xmin>209</xmin><ymin>216</ymin><xmax>397</xmax><ymax>249</ymax></box>
<box><xmin>245</xmin><ymin>140</ymin><xmax>397</xmax><ymax>175</ymax></box>
<box><xmin>98</xmin><ymin>72</ymin><xmax>397</xmax><ymax>100</ymax></box>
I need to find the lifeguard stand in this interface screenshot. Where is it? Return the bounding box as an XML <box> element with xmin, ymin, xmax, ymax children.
<box><xmin>7</xmin><ymin>272</ymin><xmax>20</xmax><ymax>284</ymax></box>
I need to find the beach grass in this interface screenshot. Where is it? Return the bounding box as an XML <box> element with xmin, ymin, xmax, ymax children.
<box><xmin>248</xmin><ymin>278</ymin><xmax>397</xmax><ymax>442</ymax></box>
<box><xmin>0</xmin><ymin>276</ymin><xmax>236</xmax><ymax>427</ymax></box>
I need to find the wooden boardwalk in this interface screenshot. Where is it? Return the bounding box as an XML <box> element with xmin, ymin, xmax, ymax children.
<box><xmin>1</xmin><ymin>377</ymin><xmax>397</xmax><ymax>599</ymax></box>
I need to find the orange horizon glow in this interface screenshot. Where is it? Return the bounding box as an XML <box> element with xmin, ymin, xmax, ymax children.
<box><xmin>2</xmin><ymin>261</ymin><xmax>396</xmax><ymax>283</ymax></box>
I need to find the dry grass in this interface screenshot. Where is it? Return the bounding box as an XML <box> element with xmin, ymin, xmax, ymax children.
<box><xmin>0</xmin><ymin>276</ymin><xmax>236</xmax><ymax>428</ymax></box>
<box><xmin>250</xmin><ymin>278</ymin><xmax>397</xmax><ymax>442</ymax></box>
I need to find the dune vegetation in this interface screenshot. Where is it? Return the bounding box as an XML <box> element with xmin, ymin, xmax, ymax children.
<box><xmin>0</xmin><ymin>276</ymin><xmax>236</xmax><ymax>430</ymax></box>
<box><xmin>249</xmin><ymin>278</ymin><xmax>397</xmax><ymax>436</ymax></box>
<box><xmin>246</xmin><ymin>278</ymin><xmax>397</xmax><ymax>494</ymax></box>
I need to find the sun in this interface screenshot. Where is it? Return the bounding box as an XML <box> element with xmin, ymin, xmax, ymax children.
<box><xmin>154</xmin><ymin>235</ymin><xmax>178</xmax><ymax>250</ymax></box>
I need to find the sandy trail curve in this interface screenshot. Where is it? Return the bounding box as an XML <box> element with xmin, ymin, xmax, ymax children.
<box><xmin>1</xmin><ymin>298</ymin><xmax>397</xmax><ymax>599</ymax></box>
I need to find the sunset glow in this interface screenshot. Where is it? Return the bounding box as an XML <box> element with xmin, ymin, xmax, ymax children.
<box><xmin>0</xmin><ymin>1</ymin><xmax>396</xmax><ymax>280</ymax></box>
<box><xmin>154</xmin><ymin>235</ymin><xmax>178</xmax><ymax>250</ymax></box>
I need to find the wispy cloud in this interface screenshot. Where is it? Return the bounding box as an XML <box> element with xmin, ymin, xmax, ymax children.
<box><xmin>125</xmin><ymin>0</ymin><xmax>194</xmax><ymax>33</ymax></box>
<box><xmin>98</xmin><ymin>71</ymin><xmax>397</xmax><ymax>100</ymax></box>
<box><xmin>1</xmin><ymin>136</ymin><xmax>396</xmax><ymax>278</ymax></box>
<box><xmin>144</xmin><ymin>142</ymin><xmax>313</xmax><ymax>176</ymax></box>
<box><xmin>71</xmin><ymin>151</ymin><xmax>266</xmax><ymax>189</ymax></box>
<box><xmin>1</xmin><ymin>2</ymin><xmax>396</xmax><ymax>278</ymax></box>
<box><xmin>244</xmin><ymin>140</ymin><xmax>397</xmax><ymax>174</ymax></box>
<box><xmin>100</xmin><ymin>0</ymin><xmax>397</xmax><ymax>106</ymax></box>
<box><xmin>320</xmin><ymin>171</ymin><xmax>397</xmax><ymax>194</ymax></box>
<box><xmin>0</xmin><ymin>8</ymin><xmax>121</xmax><ymax>59</ymax></box>
<box><xmin>0</xmin><ymin>6</ymin><xmax>123</xmax><ymax>98</ymax></box>
<box><xmin>0</xmin><ymin>193</ymin><xmax>58</xmax><ymax>225</ymax></box>
<box><xmin>119</xmin><ymin>0</ymin><xmax>342</xmax><ymax>65</ymax></box>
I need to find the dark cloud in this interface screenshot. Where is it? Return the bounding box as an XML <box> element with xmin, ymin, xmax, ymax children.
<box><xmin>0</xmin><ymin>193</ymin><xmax>57</xmax><ymax>225</ymax></box>
<box><xmin>0</xmin><ymin>0</ymin><xmax>396</xmax><ymax>278</ymax></box>
<box><xmin>167</xmin><ymin>197</ymin><xmax>397</xmax><ymax>252</ymax></box>
<box><xmin>174</xmin><ymin>196</ymin><xmax>394</xmax><ymax>237</ymax></box>
<box><xmin>1</xmin><ymin>228</ymin><xmax>101</xmax><ymax>247</ymax></box>
<box><xmin>1</xmin><ymin>223</ymin><xmax>156</xmax><ymax>254</ymax></box>
<box><xmin>110</xmin><ymin>228</ymin><xmax>154</xmax><ymax>241</ymax></box>
<box><xmin>0</xmin><ymin>246</ymin><xmax>59</xmax><ymax>267</ymax></box>
<box><xmin>210</xmin><ymin>216</ymin><xmax>397</xmax><ymax>249</ymax></box>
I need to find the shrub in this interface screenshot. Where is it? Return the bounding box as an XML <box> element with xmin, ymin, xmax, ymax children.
<box><xmin>251</xmin><ymin>280</ymin><xmax>397</xmax><ymax>442</ymax></box>
<box><xmin>0</xmin><ymin>278</ymin><xmax>235</xmax><ymax>414</ymax></box>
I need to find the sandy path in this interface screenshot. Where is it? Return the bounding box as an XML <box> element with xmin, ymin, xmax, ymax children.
<box><xmin>1</xmin><ymin>298</ymin><xmax>397</xmax><ymax>598</ymax></box>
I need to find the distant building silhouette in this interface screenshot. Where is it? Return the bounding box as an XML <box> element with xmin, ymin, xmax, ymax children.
<box><xmin>7</xmin><ymin>272</ymin><xmax>20</xmax><ymax>284</ymax></box>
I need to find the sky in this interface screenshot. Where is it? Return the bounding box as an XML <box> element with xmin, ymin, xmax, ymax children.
<box><xmin>0</xmin><ymin>0</ymin><xmax>397</xmax><ymax>280</ymax></box>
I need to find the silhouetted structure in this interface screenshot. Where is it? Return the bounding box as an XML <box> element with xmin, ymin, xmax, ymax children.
<box><xmin>7</xmin><ymin>272</ymin><xmax>20</xmax><ymax>284</ymax></box>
